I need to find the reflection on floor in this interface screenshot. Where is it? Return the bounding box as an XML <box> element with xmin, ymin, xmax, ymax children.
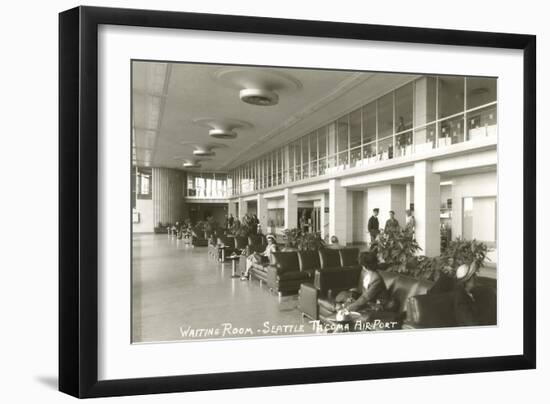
<box><xmin>132</xmin><ymin>233</ymin><xmax>315</xmax><ymax>343</ymax></box>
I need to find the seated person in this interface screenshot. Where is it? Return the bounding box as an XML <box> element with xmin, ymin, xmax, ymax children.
<box><xmin>341</xmin><ymin>251</ymin><xmax>389</xmax><ymax>312</ymax></box>
<box><xmin>454</xmin><ymin>263</ymin><xmax>496</xmax><ymax>326</ymax></box>
<box><xmin>242</xmin><ymin>234</ymin><xmax>278</xmax><ymax>280</ymax></box>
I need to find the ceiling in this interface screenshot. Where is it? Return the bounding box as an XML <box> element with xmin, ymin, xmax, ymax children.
<box><xmin>132</xmin><ymin>61</ymin><xmax>417</xmax><ymax>171</ymax></box>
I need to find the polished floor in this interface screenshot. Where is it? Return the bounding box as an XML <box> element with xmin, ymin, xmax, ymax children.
<box><xmin>132</xmin><ymin>233</ymin><xmax>315</xmax><ymax>343</ymax></box>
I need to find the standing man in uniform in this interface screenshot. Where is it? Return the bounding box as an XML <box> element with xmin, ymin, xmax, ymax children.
<box><xmin>367</xmin><ymin>208</ymin><xmax>380</xmax><ymax>245</ymax></box>
<box><xmin>384</xmin><ymin>210</ymin><xmax>400</xmax><ymax>234</ymax></box>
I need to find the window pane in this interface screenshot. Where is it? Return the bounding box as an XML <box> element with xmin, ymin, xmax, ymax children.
<box><xmin>466</xmin><ymin>77</ymin><xmax>497</xmax><ymax>110</ymax></box>
<box><xmin>467</xmin><ymin>105</ymin><xmax>497</xmax><ymax>140</ymax></box>
<box><xmin>414</xmin><ymin>123</ymin><xmax>436</xmax><ymax>152</ymax></box>
<box><xmin>395</xmin><ymin>83</ymin><xmax>413</xmax><ymax>132</ymax></box>
<box><xmin>362</xmin><ymin>101</ymin><xmax>376</xmax><ymax>144</ymax></box>
<box><xmin>377</xmin><ymin>136</ymin><xmax>393</xmax><ymax>160</ymax></box>
<box><xmin>439</xmin><ymin>115</ymin><xmax>464</xmax><ymax>146</ymax></box>
<box><xmin>349</xmin><ymin>108</ymin><xmax>362</xmax><ymax>148</ymax></box>
<box><xmin>337</xmin><ymin>151</ymin><xmax>348</xmax><ymax>169</ymax></box>
<box><xmin>337</xmin><ymin>116</ymin><xmax>349</xmax><ymax>153</ymax></box>
<box><xmin>327</xmin><ymin>123</ymin><xmax>337</xmax><ymax>156</ymax></box>
<box><xmin>363</xmin><ymin>142</ymin><xmax>376</xmax><ymax>159</ymax></box>
<box><xmin>310</xmin><ymin>160</ymin><xmax>318</xmax><ymax>177</ymax></box>
<box><xmin>378</xmin><ymin>93</ymin><xmax>394</xmax><ymax>138</ymax></box>
<box><xmin>438</xmin><ymin>76</ymin><xmax>464</xmax><ymax>118</ymax></box>
<box><xmin>301</xmin><ymin>137</ymin><xmax>309</xmax><ymax>166</ymax></box>
<box><xmin>318</xmin><ymin>126</ymin><xmax>327</xmax><ymax>158</ymax></box>
<box><xmin>415</xmin><ymin>76</ymin><xmax>437</xmax><ymax>125</ymax></box>
<box><xmin>319</xmin><ymin>159</ymin><xmax>327</xmax><ymax>175</ymax></box>
<box><xmin>350</xmin><ymin>147</ymin><xmax>361</xmax><ymax>167</ymax></box>
<box><xmin>395</xmin><ymin>131</ymin><xmax>413</xmax><ymax>157</ymax></box>
<box><xmin>309</xmin><ymin>132</ymin><xmax>317</xmax><ymax>161</ymax></box>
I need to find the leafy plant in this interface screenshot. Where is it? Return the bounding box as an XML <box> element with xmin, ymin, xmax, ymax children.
<box><xmin>442</xmin><ymin>237</ymin><xmax>489</xmax><ymax>273</ymax></box>
<box><xmin>372</xmin><ymin>228</ymin><xmax>421</xmax><ymax>273</ymax></box>
<box><xmin>180</xmin><ymin>219</ymin><xmax>193</xmax><ymax>238</ymax></box>
<box><xmin>282</xmin><ymin>228</ymin><xmax>325</xmax><ymax>251</ymax></box>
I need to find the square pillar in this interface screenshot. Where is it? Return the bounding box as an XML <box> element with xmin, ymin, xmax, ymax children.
<box><xmin>284</xmin><ymin>188</ymin><xmax>297</xmax><ymax>229</ymax></box>
<box><xmin>228</xmin><ymin>200</ymin><xmax>238</xmax><ymax>217</ymax></box>
<box><xmin>406</xmin><ymin>183</ymin><xmax>415</xmax><ymax>211</ymax></box>
<box><xmin>237</xmin><ymin>197</ymin><xmax>247</xmax><ymax>220</ymax></box>
<box><xmin>257</xmin><ymin>194</ymin><xmax>268</xmax><ymax>234</ymax></box>
<box><xmin>414</xmin><ymin>161</ymin><xmax>440</xmax><ymax>257</ymax></box>
<box><xmin>366</xmin><ymin>184</ymin><xmax>407</xmax><ymax>230</ymax></box>
<box><xmin>319</xmin><ymin>194</ymin><xmax>327</xmax><ymax>240</ymax></box>
<box><xmin>328</xmin><ymin>179</ymin><xmax>349</xmax><ymax>245</ymax></box>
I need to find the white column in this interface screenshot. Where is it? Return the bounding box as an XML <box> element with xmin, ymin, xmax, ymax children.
<box><xmin>283</xmin><ymin>188</ymin><xmax>297</xmax><ymax>229</ymax></box>
<box><xmin>363</xmin><ymin>190</ymin><xmax>370</xmax><ymax>243</ymax></box>
<box><xmin>238</xmin><ymin>197</ymin><xmax>247</xmax><ymax>219</ymax></box>
<box><xmin>319</xmin><ymin>194</ymin><xmax>327</xmax><ymax>240</ymax></box>
<box><xmin>366</xmin><ymin>184</ymin><xmax>407</xmax><ymax>229</ymax></box>
<box><xmin>414</xmin><ymin>161</ymin><xmax>440</xmax><ymax>257</ymax></box>
<box><xmin>228</xmin><ymin>200</ymin><xmax>237</xmax><ymax>217</ymax></box>
<box><xmin>406</xmin><ymin>183</ymin><xmax>415</xmax><ymax>211</ymax></box>
<box><xmin>257</xmin><ymin>194</ymin><xmax>268</xmax><ymax>234</ymax></box>
<box><xmin>328</xmin><ymin>179</ymin><xmax>349</xmax><ymax>245</ymax></box>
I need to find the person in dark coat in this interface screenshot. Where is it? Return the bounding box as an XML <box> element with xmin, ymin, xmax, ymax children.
<box><xmin>367</xmin><ymin>208</ymin><xmax>380</xmax><ymax>244</ymax></box>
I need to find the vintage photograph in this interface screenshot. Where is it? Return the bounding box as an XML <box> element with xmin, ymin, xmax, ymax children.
<box><xmin>131</xmin><ymin>61</ymin><xmax>498</xmax><ymax>343</ymax></box>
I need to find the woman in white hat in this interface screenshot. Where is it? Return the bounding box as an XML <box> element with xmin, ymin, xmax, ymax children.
<box><xmin>242</xmin><ymin>234</ymin><xmax>278</xmax><ymax>280</ymax></box>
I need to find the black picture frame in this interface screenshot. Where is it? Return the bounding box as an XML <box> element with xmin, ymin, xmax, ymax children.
<box><xmin>59</xmin><ymin>5</ymin><xmax>536</xmax><ymax>398</ymax></box>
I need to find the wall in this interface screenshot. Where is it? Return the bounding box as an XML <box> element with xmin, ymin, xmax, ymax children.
<box><xmin>366</xmin><ymin>184</ymin><xmax>407</xmax><ymax>229</ymax></box>
<box><xmin>352</xmin><ymin>191</ymin><xmax>366</xmax><ymax>243</ymax></box>
<box><xmin>133</xmin><ymin>199</ymin><xmax>154</xmax><ymax>233</ymax></box>
<box><xmin>451</xmin><ymin>171</ymin><xmax>498</xmax><ymax>263</ymax></box>
<box><xmin>451</xmin><ymin>171</ymin><xmax>497</xmax><ymax>239</ymax></box>
<box><xmin>152</xmin><ymin>167</ymin><xmax>185</xmax><ymax>226</ymax></box>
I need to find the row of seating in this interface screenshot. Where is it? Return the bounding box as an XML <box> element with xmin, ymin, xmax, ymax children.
<box><xmin>205</xmin><ymin>238</ymin><xmax>497</xmax><ymax>329</ymax></box>
<box><xmin>210</xmin><ymin>234</ymin><xmax>269</xmax><ymax>261</ymax></box>
<box><xmin>253</xmin><ymin>248</ymin><xmax>360</xmax><ymax>295</ymax></box>
<box><xmin>298</xmin><ymin>258</ymin><xmax>497</xmax><ymax>329</ymax></box>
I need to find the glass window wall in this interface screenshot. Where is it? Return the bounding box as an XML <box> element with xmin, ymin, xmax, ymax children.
<box><xmin>229</xmin><ymin>74</ymin><xmax>496</xmax><ymax>195</ymax></box>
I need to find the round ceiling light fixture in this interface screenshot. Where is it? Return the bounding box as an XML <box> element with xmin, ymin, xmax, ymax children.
<box><xmin>192</xmin><ymin>118</ymin><xmax>253</xmax><ymax>140</ymax></box>
<box><xmin>239</xmin><ymin>88</ymin><xmax>279</xmax><ymax>106</ymax></box>
<box><xmin>182</xmin><ymin>159</ymin><xmax>201</xmax><ymax>168</ymax></box>
<box><xmin>193</xmin><ymin>148</ymin><xmax>215</xmax><ymax>157</ymax></box>
<box><xmin>214</xmin><ymin>68</ymin><xmax>302</xmax><ymax>107</ymax></box>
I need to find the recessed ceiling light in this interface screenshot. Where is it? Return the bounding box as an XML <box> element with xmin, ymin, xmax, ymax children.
<box><xmin>192</xmin><ymin>118</ymin><xmax>252</xmax><ymax>140</ymax></box>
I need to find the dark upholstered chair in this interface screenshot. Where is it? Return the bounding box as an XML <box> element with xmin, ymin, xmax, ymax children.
<box><xmin>299</xmin><ymin>269</ymin><xmax>434</xmax><ymax>324</ymax></box>
<box><xmin>319</xmin><ymin>248</ymin><xmax>342</xmax><ymax>269</ymax></box>
<box><xmin>265</xmin><ymin>251</ymin><xmax>310</xmax><ymax>295</ymax></box>
<box><xmin>297</xmin><ymin>250</ymin><xmax>321</xmax><ymax>278</ymax></box>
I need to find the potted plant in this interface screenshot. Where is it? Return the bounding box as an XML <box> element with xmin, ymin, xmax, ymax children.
<box><xmin>372</xmin><ymin>227</ymin><xmax>421</xmax><ymax>273</ymax></box>
<box><xmin>442</xmin><ymin>237</ymin><xmax>489</xmax><ymax>275</ymax></box>
<box><xmin>282</xmin><ymin>228</ymin><xmax>325</xmax><ymax>251</ymax></box>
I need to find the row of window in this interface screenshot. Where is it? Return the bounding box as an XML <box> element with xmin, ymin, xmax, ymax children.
<box><xmin>228</xmin><ymin>75</ymin><xmax>497</xmax><ymax>196</ymax></box>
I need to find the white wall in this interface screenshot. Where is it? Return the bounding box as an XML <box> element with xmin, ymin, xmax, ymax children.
<box><xmin>366</xmin><ymin>184</ymin><xmax>407</xmax><ymax>229</ymax></box>
<box><xmin>133</xmin><ymin>199</ymin><xmax>154</xmax><ymax>233</ymax></box>
<box><xmin>4</xmin><ymin>1</ymin><xmax>548</xmax><ymax>404</ymax></box>
<box><xmin>451</xmin><ymin>171</ymin><xmax>497</xmax><ymax>239</ymax></box>
<box><xmin>451</xmin><ymin>171</ymin><xmax>498</xmax><ymax>263</ymax></box>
